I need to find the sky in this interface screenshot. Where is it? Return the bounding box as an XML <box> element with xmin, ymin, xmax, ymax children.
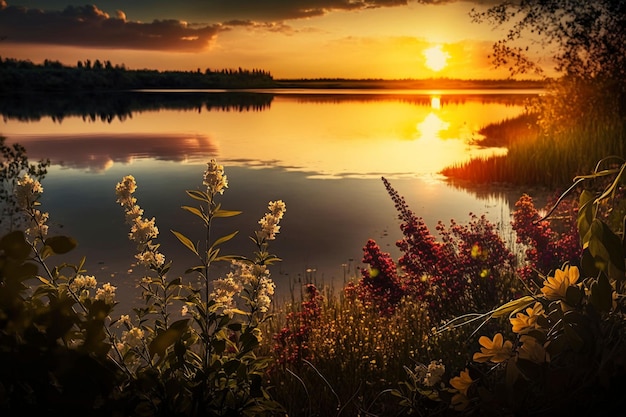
<box><xmin>0</xmin><ymin>0</ymin><xmax>545</xmax><ymax>79</ymax></box>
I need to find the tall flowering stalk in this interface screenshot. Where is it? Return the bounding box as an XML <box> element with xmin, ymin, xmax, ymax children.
<box><xmin>359</xmin><ymin>177</ymin><xmax>517</xmax><ymax>322</ymax></box>
<box><xmin>165</xmin><ymin>160</ymin><xmax>286</xmax><ymax>415</ymax></box>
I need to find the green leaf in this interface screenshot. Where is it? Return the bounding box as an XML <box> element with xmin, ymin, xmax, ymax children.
<box><xmin>213</xmin><ymin>209</ymin><xmax>242</xmax><ymax>218</ymax></box>
<box><xmin>1</xmin><ymin>230</ymin><xmax>32</xmax><ymax>260</ymax></box>
<box><xmin>44</xmin><ymin>235</ymin><xmax>77</xmax><ymax>255</ymax></box>
<box><xmin>565</xmin><ymin>285</ymin><xmax>583</xmax><ymax>307</ymax></box>
<box><xmin>149</xmin><ymin>319</ymin><xmax>190</xmax><ymax>360</ymax></box>
<box><xmin>590</xmin><ymin>273</ymin><xmax>613</xmax><ymax>312</ymax></box>
<box><xmin>214</xmin><ymin>255</ymin><xmax>249</xmax><ymax>263</ymax></box>
<box><xmin>587</xmin><ymin>219</ymin><xmax>625</xmax><ymax>281</ymax></box>
<box><xmin>213</xmin><ymin>231</ymin><xmax>239</xmax><ymax>247</ymax></box>
<box><xmin>185</xmin><ymin>265</ymin><xmax>206</xmax><ymax>274</ymax></box>
<box><xmin>171</xmin><ymin>230</ymin><xmax>199</xmax><ymax>256</ymax></box>
<box><xmin>181</xmin><ymin>205</ymin><xmax>208</xmax><ymax>223</ymax></box>
<box><xmin>186</xmin><ymin>189</ymin><xmax>209</xmax><ymax>202</ymax></box>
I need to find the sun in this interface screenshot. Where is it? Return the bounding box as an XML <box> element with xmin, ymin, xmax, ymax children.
<box><xmin>423</xmin><ymin>45</ymin><xmax>450</xmax><ymax>72</ymax></box>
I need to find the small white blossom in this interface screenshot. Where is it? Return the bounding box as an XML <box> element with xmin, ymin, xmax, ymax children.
<box><xmin>95</xmin><ymin>282</ymin><xmax>117</xmax><ymax>305</ymax></box>
<box><xmin>129</xmin><ymin>217</ymin><xmax>159</xmax><ymax>248</ymax></box>
<box><xmin>135</xmin><ymin>250</ymin><xmax>166</xmax><ymax>268</ymax></box>
<box><xmin>211</xmin><ymin>275</ymin><xmax>244</xmax><ymax>313</ymax></box>
<box><xmin>257</xmin><ymin>200</ymin><xmax>286</xmax><ymax>241</ymax></box>
<box><xmin>70</xmin><ymin>274</ymin><xmax>98</xmax><ymax>293</ymax></box>
<box><xmin>115</xmin><ymin>175</ymin><xmax>137</xmax><ymax>208</ymax></box>
<box><xmin>124</xmin><ymin>205</ymin><xmax>144</xmax><ymax>224</ymax></box>
<box><xmin>25</xmin><ymin>209</ymin><xmax>49</xmax><ymax>238</ymax></box>
<box><xmin>15</xmin><ymin>174</ymin><xmax>43</xmax><ymax>209</ymax></box>
<box><xmin>423</xmin><ymin>360</ymin><xmax>446</xmax><ymax>387</ymax></box>
<box><xmin>117</xmin><ymin>314</ymin><xmax>132</xmax><ymax>328</ymax></box>
<box><xmin>203</xmin><ymin>159</ymin><xmax>228</xmax><ymax>195</ymax></box>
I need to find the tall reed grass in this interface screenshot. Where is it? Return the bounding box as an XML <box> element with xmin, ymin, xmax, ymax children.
<box><xmin>441</xmin><ymin>105</ymin><xmax>626</xmax><ymax>188</ymax></box>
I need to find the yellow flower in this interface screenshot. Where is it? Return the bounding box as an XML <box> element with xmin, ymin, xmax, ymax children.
<box><xmin>541</xmin><ymin>265</ymin><xmax>579</xmax><ymax>301</ymax></box>
<box><xmin>510</xmin><ymin>302</ymin><xmax>545</xmax><ymax>334</ymax></box>
<box><xmin>449</xmin><ymin>368</ymin><xmax>473</xmax><ymax>396</ymax></box>
<box><xmin>451</xmin><ymin>393</ymin><xmax>470</xmax><ymax>411</ymax></box>
<box><xmin>518</xmin><ymin>335</ymin><xmax>547</xmax><ymax>364</ymax></box>
<box><xmin>472</xmin><ymin>333</ymin><xmax>513</xmax><ymax>363</ymax></box>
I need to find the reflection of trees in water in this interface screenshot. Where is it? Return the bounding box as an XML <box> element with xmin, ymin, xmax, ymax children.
<box><xmin>0</xmin><ymin>91</ymin><xmax>537</xmax><ymax>122</ymax></box>
<box><xmin>291</xmin><ymin>93</ymin><xmax>536</xmax><ymax>107</ymax></box>
<box><xmin>0</xmin><ymin>92</ymin><xmax>275</xmax><ymax>122</ymax></box>
<box><xmin>444</xmin><ymin>179</ymin><xmax>553</xmax><ymax>212</ymax></box>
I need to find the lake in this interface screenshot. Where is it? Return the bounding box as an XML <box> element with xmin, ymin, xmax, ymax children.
<box><xmin>1</xmin><ymin>88</ymin><xmax>540</xmax><ymax>309</ymax></box>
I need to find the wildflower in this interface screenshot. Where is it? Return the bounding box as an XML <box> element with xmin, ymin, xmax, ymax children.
<box><xmin>258</xmin><ymin>200</ymin><xmax>286</xmax><ymax>241</ymax></box>
<box><xmin>450</xmin><ymin>368</ymin><xmax>473</xmax><ymax>396</ymax></box>
<box><xmin>124</xmin><ymin>205</ymin><xmax>144</xmax><ymax>224</ymax></box>
<box><xmin>256</xmin><ymin>275</ymin><xmax>275</xmax><ymax>313</ymax></box>
<box><xmin>135</xmin><ymin>250</ymin><xmax>166</xmax><ymax>268</ymax></box>
<box><xmin>121</xmin><ymin>326</ymin><xmax>145</xmax><ymax>350</ymax></box>
<box><xmin>25</xmin><ymin>209</ymin><xmax>49</xmax><ymax>238</ymax></box>
<box><xmin>518</xmin><ymin>335</ymin><xmax>547</xmax><ymax>364</ymax></box>
<box><xmin>115</xmin><ymin>175</ymin><xmax>137</xmax><ymax>208</ymax></box>
<box><xmin>473</xmin><ymin>333</ymin><xmax>513</xmax><ymax>363</ymax></box>
<box><xmin>541</xmin><ymin>265</ymin><xmax>580</xmax><ymax>301</ymax></box>
<box><xmin>95</xmin><ymin>282</ymin><xmax>117</xmax><ymax>305</ymax></box>
<box><xmin>69</xmin><ymin>274</ymin><xmax>98</xmax><ymax>293</ymax></box>
<box><xmin>423</xmin><ymin>360</ymin><xmax>445</xmax><ymax>387</ymax></box>
<box><xmin>117</xmin><ymin>314</ymin><xmax>132</xmax><ymax>328</ymax></box>
<box><xmin>129</xmin><ymin>217</ymin><xmax>159</xmax><ymax>248</ymax></box>
<box><xmin>450</xmin><ymin>368</ymin><xmax>474</xmax><ymax>410</ymax></box>
<box><xmin>510</xmin><ymin>302</ymin><xmax>545</xmax><ymax>334</ymax></box>
<box><xmin>203</xmin><ymin>159</ymin><xmax>228</xmax><ymax>195</ymax></box>
<box><xmin>15</xmin><ymin>173</ymin><xmax>43</xmax><ymax>209</ymax></box>
<box><xmin>211</xmin><ymin>275</ymin><xmax>244</xmax><ymax>312</ymax></box>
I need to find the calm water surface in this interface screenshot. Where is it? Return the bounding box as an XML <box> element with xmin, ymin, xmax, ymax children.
<box><xmin>1</xmin><ymin>89</ymin><xmax>538</xmax><ymax>309</ymax></box>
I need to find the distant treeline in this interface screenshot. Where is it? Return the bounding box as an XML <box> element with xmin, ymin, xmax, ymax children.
<box><xmin>0</xmin><ymin>57</ymin><xmax>548</xmax><ymax>93</ymax></box>
<box><xmin>0</xmin><ymin>57</ymin><xmax>276</xmax><ymax>92</ymax></box>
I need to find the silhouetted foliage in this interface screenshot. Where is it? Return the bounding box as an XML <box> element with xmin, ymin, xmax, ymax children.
<box><xmin>0</xmin><ymin>57</ymin><xmax>275</xmax><ymax>92</ymax></box>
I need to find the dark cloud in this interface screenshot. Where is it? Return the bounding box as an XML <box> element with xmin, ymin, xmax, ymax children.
<box><xmin>0</xmin><ymin>0</ymin><xmax>503</xmax><ymax>50</ymax></box>
<box><xmin>0</xmin><ymin>3</ymin><xmax>225</xmax><ymax>51</ymax></box>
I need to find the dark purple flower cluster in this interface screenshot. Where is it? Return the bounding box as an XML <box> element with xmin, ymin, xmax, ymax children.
<box><xmin>356</xmin><ymin>239</ymin><xmax>405</xmax><ymax>315</ymax></box>
<box><xmin>511</xmin><ymin>193</ymin><xmax>580</xmax><ymax>287</ymax></box>
<box><xmin>272</xmin><ymin>283</ymin><xmax>321</xmax><ymax>365</ymax></box>
<box><xmin>353</xmin><ymin>178</ymin><xmax>518</xmax><ymax>322</ymax></box>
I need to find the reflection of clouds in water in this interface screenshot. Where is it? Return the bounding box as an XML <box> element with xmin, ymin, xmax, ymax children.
<box><xmin>7</xmin><ymin>133</ymin><xmax>219</xmax><ymax>172</ymax></box>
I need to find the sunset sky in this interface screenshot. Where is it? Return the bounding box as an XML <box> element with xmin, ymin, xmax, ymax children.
<box><xmin>0</xmin><ymin>1</ymin><xmax>550</xmax><ymax>79</ymax></box>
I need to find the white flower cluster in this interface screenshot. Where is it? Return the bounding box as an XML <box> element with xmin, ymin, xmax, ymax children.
<box><xmin>210</xmin><ymin>260</ymin><xmax>276</xmax><ymax>315</ymax></box>
<box><xmin>115</xmin><ymin>175</ymin><xmax>165</xmax><ymax>268</ymax></box>
<box><xmin>203</xmin><ymin>159</ymin><xmax>228</xmax><ymax>195</ymax></box>
<box><xmin>69</xmin><ymin>274</ymin><xmax>98</xmax><ymax>301</ymax></box>
<box><xmin>95</xmin><ymin>282</ymin><xmax>117</xmax><ymax>305</ymax></box>
<box><xmin>68</xmin><ymin>274</ymin><xmax>116</xmax><ymax>305</ymax></box>
<box><xmin>14</xmin><ymin>174</ymin><xmax>49</xmax><ymax>238</ymax></box>
<box><xmin>414</xmin><ymin>359</ymin><xmax>446</xmax><ymax>387</ymax></box>
<box><xmin>258</xmin><ymin>200</ymin><xmax>286</xmax><ymax>241</ymax></box>
<box><xmin>115</xmin><ymin>324</ymin><xmax>146</xmax><ymax>369</ymax></box>
<box><xmin>15</xmin><ymin>173</ymin><xmax>43</xmax><ymax>209</ymax></box>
